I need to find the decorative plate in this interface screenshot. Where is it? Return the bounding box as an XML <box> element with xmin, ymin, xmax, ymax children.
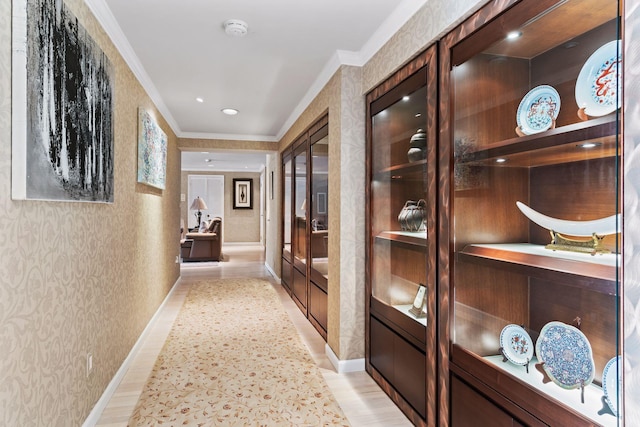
<box><xmin>575</xmin><ymin>40</ymin><xmax>622</xmax><ymax>117</ymax></box>
<box><xmin>516</xmin><ymin>85</ymin><xmax>561</xmax><ymax>135</ymax></box>
<box><xmin>536</xmin><ymin>321</ymin><xmax>595</xmax><ymax>389</ymax></box>
<box><xmin>603</xmin><ymin>355</ymin><xmax>622</xmax><ymax>416</ymax></box>
<box><xmin>500</xmin><ymin>324</ymin><xmax>534</xmax><ymax>366</ymax></box>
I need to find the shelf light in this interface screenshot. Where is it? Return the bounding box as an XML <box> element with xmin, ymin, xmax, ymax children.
<box><xmin>506</xmin><ymin>31</ymin><xmax>522</xmax><ymax>40</ymax></box>
<box><xmin>578</xmin><ymin>142</ymin><xmax>601</xmax><ymax>149</ymax></box>
<box><xmin>403</xmin><ymin>96</ymin><xmax>410</xmax><ymax>101</ymax></box>
<box><xmin>495</xmin><ymin>158</ymin><xmax>508</xmax><ymax>163</ymax></box>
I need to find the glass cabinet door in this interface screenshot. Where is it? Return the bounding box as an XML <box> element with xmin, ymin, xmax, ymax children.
<box><xmin>370</xmin><ymin>80</ymin><xmax>429</xmax><ymax>327</ymax></box>
<box><xmin>310</xmin><ymin>127</ymin><xmax>328</xmax><ymax>279</ymax></box>
<box><xmin>282</xmin><ymin>154</ymin><xmax>292</xmax><ymax>258</ymax></box>
<box><xmin>293</xmin><ymin>146</ymin><xmax>307</xmax><ymax>264</ymax></box>
<box><xmin>445</xmin><ymin>0</ymin><xmax>621</xmax><ymax>424</ymax></box>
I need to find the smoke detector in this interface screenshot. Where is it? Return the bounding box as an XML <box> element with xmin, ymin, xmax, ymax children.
<box><xmin>223</xmin><ymin>19</ymin><xmax>248</xmax><ymax>37</ymax></box>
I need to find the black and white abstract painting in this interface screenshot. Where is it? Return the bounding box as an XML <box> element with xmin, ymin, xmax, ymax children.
<box><xmin>12</xmin><ymin>0</ymin><xmax>114</xmax><ymax>202</ymax></box>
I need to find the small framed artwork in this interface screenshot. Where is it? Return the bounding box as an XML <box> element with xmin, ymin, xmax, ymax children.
<box><xmin>137</xmin><ymin>108</ymin><xmax>167</xmax><ymax>190</ymax></box>
<box><xmin>233</xmin><ymin>178</ymin><xmax>253</xmax><ymax>209</ymax></box>
<box><xmin>408</xmin><ymin>284</ymin><xmax>427</xmax><ymax>318</ymax></box>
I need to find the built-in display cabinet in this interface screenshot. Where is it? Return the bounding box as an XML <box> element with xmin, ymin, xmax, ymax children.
<box><xmin>282</xmin><ymin>115</ymin><xmax>329</xmax><ymax>339</ymax></box>
<box><xmin>439</xmin><ymin>0</ymin><xmax>622</xmax><ymax>425</ymax></box>
<box><xmin>365</xmin><ymin>47</ymin><xmax>438</xmax><ymax>426</ymax></box>
<box><xmin>362</xmin><ymin>0</ymin><xmax>623</xmax><ymax>424</ymax></box>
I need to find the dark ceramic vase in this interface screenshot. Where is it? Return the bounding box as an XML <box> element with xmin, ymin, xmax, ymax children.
<box><xmin>407</xmin><ymin>128</ymin><xmax>427</xmax><ymax>162</ymax></box>
<box><xmin>398</xmin><ymin>199</ymin><xmax>427</xmax><ymax>231</ymax></box>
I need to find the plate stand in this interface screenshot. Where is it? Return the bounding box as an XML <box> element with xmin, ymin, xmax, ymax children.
<box><xmin>500</xmin><ymin>347</ymin><xmax>530</xmax><ymax>373</ymax></box>
<box><xmin>515</xmin><ymin>119</ymin><xmax>556</xmax><ymax>137</ymax></box>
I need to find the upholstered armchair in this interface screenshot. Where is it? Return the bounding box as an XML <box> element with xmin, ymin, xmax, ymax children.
<box><xmin>181</xmin><ymin>217</ymin><xmax>222</xmax><ymax>262</ymax></box>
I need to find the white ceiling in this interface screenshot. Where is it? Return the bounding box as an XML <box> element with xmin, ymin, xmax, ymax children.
<box><xmin>86</xmin><ymin>0</ymin><xmax>428</xmax><ymax>170</ymax></box>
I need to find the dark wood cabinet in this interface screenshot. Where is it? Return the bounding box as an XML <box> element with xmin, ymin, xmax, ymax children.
<box><xmin>281</xmin><ymin>115</ymin><xmax>329</xmax><ymax>340</ymax></box>
<box><xmin>365</xmin><ymin>46</ymin><xmax>438</xmax><ymax>426</ymax></box>
<box><xmin>439</xmin><ymin>0</ymin><xmax>622</xmax><ymax>425</ymax></box>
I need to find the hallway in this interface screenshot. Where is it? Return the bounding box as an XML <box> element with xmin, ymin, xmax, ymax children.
<box><xmin>93</xmin><ymin>245</ymin><xmax>412</xmax><ymax>426</ymax></box>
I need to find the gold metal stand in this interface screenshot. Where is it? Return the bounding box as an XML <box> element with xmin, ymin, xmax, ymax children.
<box><xmin>545</xmin><ymin>231</ymin><xmax>610</xmax><ymax>256</ymax></box>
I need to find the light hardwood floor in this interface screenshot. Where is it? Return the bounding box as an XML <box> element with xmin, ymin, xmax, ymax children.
<box><xmin>93</xmin><ymin>245</ymin><xmax>412</xmax><ymax>426</ymax></box>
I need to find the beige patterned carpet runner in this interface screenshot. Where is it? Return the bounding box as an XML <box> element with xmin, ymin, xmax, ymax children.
<box><xmin>128</xmin><ymin>278</ymin><xmax>349</xmax><ymax>426</ymax></box>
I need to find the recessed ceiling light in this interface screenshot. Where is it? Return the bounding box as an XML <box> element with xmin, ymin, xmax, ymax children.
<box><xmin>204</xmin><ymin>158</ymin><xmax>212</xmax><ymax>162</ymax></box>
<box><xmin>506</xmin><ymin>31</ymin><xmax>522</xmax><ymax>40</ymax></box>
<box><xmin>415</xmin><ymin>113</ymin><xmax>422</xmax><ymax>117</ymax></box>
<box><xmin>196</xmin><ymin>97</ymin><xmax>204</xmax><ymax>103</ymax></box>
<box><xmin>221</xmin><ymin>108</ymin><xmax>239</xmax><ymax>115</ymax></box>
<box><xmin>403</xmin><ymin>96</ymin><xmax>410</xmax><ymax>101</ymax></box>
<box><xmin>495</xmin><ymin>158</ymin><xmax>508</xmax><ymax>163</ymax></box>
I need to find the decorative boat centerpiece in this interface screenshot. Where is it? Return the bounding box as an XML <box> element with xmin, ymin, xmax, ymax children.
<box><xmin>515</xmin><ymin>201</ymin><xmax>621</xmax><ymax>255</ymax></box>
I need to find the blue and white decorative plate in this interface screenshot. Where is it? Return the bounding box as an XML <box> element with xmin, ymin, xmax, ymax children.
<box><xmin>536</xmin><ymin>321</ymin><xmax>595</xmax><ymax>390</ymax></box>
<box><xmin>575</xmin><ymin>40</ymin><xmax>622</xmax><ymax>117</ymax></box>
<box><xmin>603</xmin><ymin>355</ymin><xmax>622</xmax><ymax>417</ymax></box>
<box><xmin>500</xmin><ymin>324</ymin><xmax>534</xmax><ymax>366</ymax></box>
<box><xmin>516</xmin><ymin>85</ymin><xmax>561</xmax><ymax>135</ymax></box>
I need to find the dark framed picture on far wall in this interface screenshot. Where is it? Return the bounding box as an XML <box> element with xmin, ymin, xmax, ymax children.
<box><xmin>233</xmin><ymin>178</ymin><xmax>253</xmax><ymax>209</ymax></box>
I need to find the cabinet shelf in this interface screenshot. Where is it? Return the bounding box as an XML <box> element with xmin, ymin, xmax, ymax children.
<box><xmin>457</xmin><ymin>116</ymin><xmax>618</xmax><ymax>168</ymax></box>
<box><xmin>373</xmin><ymin>159</ymin><xmax>428</xmax><ymax>181</ymax></box>
<box><xmin>453</xmin><ymin>346</ymin><xmax>618</xmax><ymax>427</ymax></box>
<box><xmin>457</xmin><ymin>243</ymin><xmax>619</xmax><ymax>295</ymax></box>
<box><xmin>376</xmin><ymin>231</ymin><xmax>428</xmax><ymax>247</ymax></box>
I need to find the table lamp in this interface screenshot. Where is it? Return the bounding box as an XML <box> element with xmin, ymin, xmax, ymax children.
<box><xmin>190</xmin><ymin>196</ymin><xmax>208</xmax><ymax>229</ymax></box>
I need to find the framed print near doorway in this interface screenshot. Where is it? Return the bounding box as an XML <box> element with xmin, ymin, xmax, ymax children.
<box><xmin>233</xmin><ymin>178</ymin><xmax>253</xmax><ymax>209</ymax></box>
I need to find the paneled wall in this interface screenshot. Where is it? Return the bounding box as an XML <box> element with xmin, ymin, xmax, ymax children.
<box><xmin>0</xmin><ymin>0</ymin><xmax>182</xmax><ymax>425</ymax></box>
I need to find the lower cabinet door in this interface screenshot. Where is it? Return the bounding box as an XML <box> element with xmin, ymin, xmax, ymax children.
<box><xmin>451</xmin><ymin>375</ymin><xmax>527</xmax><ymax>427</ymax></box>
<box><xmin>370</xmin><ymin>316</ymin><xmax>426</xmax><ymax>419</ymax></box>
<box><xmin>292</xmin><ymin>266</ymin><xmax>307</xmax><ymax>311</ymax></box>
<box><xmin>308</xmin><ymin>281</ymin><xmax>327</xmax><ymax>337</ymax></box>
<box><xmin>281</xmin><ymin>257</ymin><xmax>292</xmax><ymax>294</ymax></box>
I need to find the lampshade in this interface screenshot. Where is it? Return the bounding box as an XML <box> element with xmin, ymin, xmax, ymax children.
<box><xmin>190</xmin><ymin>196</ymin><xmax>208</xmax><ymax>211</ymax></box>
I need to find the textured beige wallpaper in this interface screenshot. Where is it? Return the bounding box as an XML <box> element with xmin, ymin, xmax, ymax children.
<box><xmin>0</xmin><ymin>0</ymin><xmax>181</xmax><ymax>425</ymax></box>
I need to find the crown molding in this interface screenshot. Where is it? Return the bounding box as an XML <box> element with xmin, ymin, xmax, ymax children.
<box><xmin>178</xmin><ymin>132</ymin><xmax>279</xmax><ymax>143</ymax></box>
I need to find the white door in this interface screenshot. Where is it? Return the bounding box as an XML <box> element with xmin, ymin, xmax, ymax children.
<box><xmin>188</xmin><ymin>175</ymin><xmax>224</xmax><ymax>231</ymax></box>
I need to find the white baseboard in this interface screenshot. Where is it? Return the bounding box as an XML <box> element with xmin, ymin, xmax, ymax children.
<box><xmin>222</xmin><ymin>241</ymin><xmax>263</xmax><ymax>246</ymax></box>
<box><xmin>325</xmin><ymin>343</ymin><xmax>365</xmax><ymax>373</ymax></box>
<box><xmin>264</xmin><ymin>262</ymin><xmax>281</xmax><ymax>284</ymax></box>
<box><xmin>82</xmin><ymin>277</ymin><xmax>182</xmax><ymax>427</ymax></box>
